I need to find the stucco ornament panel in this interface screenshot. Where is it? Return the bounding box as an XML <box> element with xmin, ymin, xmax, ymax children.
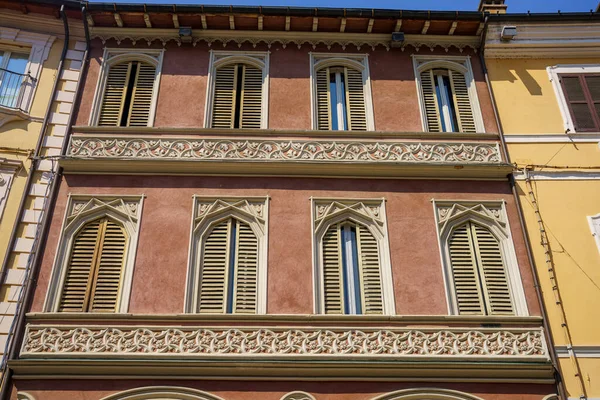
<box><xmin>22</xmin><ymin>325</ymin><xmax>548</xmax><ymax>360</ymax></box>
<box><xmin>436</xmin><ymin>202</ymin><xmax>505</xmax><ymax>233</ymax></box>
<box><xmin>313</xmin><ymin>199</ymin><xmax>384</xmax><ymax>234</ymax></box>
<box><xmin>68</xmin><ymin>136</ymin><xmax>501</xmax><ymax>164</ymax></box>
<box><xmin>66</xmin><ymin>197</ymin><xmax>140</xmax><ymax>232</ymax></box>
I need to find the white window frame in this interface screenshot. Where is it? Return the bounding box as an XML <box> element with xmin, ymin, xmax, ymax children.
<box><xmin>203</xmin><ymin>50</ymin><xmax>270</xmax><ymax>129</ymax></box>
<box><xmin>309</xmin><ymin>53</ymin><xmax>375</xmax><ymax>131</ymax></box>
<box><xmin>43</xmin><ymin>195</ymin><xmax>144</xmax><ymax>313</ymax></box>
<box><xmin>311</xmin><ymin>198</ymin><xmax>395</xmax><ymax>315</ymax></box>
<box><xmin>0</xmin><ymin>158</ymin><xmax>21</xmax><ymax>223</ymax></box>
<box><xmin>432</xmin><ymin>200</ymin><xmax>528</xmax><ymax>316</ymax></box>
<box><xmin>89</xmin><ymin>48</ymin><xmax>164</xmax><ymax>127</ymax></box>
<box><xmin>412</xmin><ymin>55</ymin><xmax>485</xmax><ymax>133</ymax></box>
<box><xmin>185</xmin><ymin>196</ymin><xmax>269</xmax><ymax>314</ymax></box>
<box><xmin>588</xmin><ymin>213</ymin><xmax>600</xmax><ymax>256</ymax></box>
<box><xmin>547</xmin><ymin>64</ymin><xmax>600</xmax><ymax>133</ymax></box>
<box><xmin>0</xmin><ymin>27</ymin><xmax>56</xmax><ymax>113</ymax></box>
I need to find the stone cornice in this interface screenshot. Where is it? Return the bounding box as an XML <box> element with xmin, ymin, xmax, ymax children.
<box><xmin>0</xmin><ymin>9</ymin><xmax>85</xmax><ymax>40</ymax></box>
<box><xmin>91</xmin><ymin>27</ymin><xmax>480</xmax><ymax>52</ymax></box>
<box><xmin>484</xmin><ymin>22</ymin><xmax>600</xmax><ymax>59</ymax></box>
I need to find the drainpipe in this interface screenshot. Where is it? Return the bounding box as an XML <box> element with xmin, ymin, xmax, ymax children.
<box><xmin>477</xmin><ymin>16</ymin><xmax>569</xmax><ymax>400</ymax></box>
<box><xmin>0</xmin><ymin>4</ymin><xmax>92</xmax><ymax>399</ymax></box>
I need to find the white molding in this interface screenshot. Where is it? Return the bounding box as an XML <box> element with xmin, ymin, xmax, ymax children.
<box><xmin>43</xmin><ymin>195</ymin><xmax>145</xmax><ymax>313</ymax></box>
<box><xmin>555</xmin><ymin>345</ymin><xmax>600</xmax><ymax>358</ymax></box>
<box><xmin>99</xmin><ymin>387</ymin><xmax>225</xmax><ymax>400</ymax></box>
<box><xmin>280</xmin><ymin>392</ymin><xmax>316</xmax><ymax>400</ymax></box>
<box><xmin>310</xmin><ymin>198</ymin><xmax>395</xmax><ymax>315</ymax></box>
<box><xmin>412</xmin><ymin>55</ymin><xmax>485</xmax><ymax>134</ymax></box>
<box><xmin>185</xmin><ymin>196</ymin><xmax>269</xmax><ymax>314</ymax></box>
<box><xmin>16</xmin><ymin>393</ymin><xmax>35</xmax><ymax>400</ymax></box>
<box><xmin>89</xmin><ymin>48</ymin><xmax>164</xmax><ymax>127</ymax></box>
<box><xmin>0</xmin><ymin>159</ymin><xmax>22</xmax><ymax>223</ymax></box>
<box><xmin>432</xmin><ymin>200</ymin><xmax>529</xmax><ymax>317</ymax></box>
<box><xmin>504</xmin><ymin>133</ymin><xmax>600</xmax><ymax>143</ymax></box>
<box><xmin>547</xmin><ymin>64</ymin><xmax>600</xmax><ymax>133</ymax></box>
<box><xmin>203</xmin><ymin>50</ymin><xmax>270</xmax><ymax>129</ymax></box>
<box><xmin>309</xmin><ymin>52</ymin><xmax>375</xmax><ymax>131</ymax></box>
<box><xmin>372</xmin><ymin>388</ymin><xmax>486</xmax><ymax>400</ymax></box>
<box><xmin>588</xmin><ymin>214</ymin><xmax>600</xmax><ymax>256</ymax></box>
<box><xmin>513</xmin><ymin>171</ymin><xmax>600</xmax><ymax>181</ymax></box>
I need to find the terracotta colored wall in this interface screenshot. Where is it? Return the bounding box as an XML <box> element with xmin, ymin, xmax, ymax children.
<box><xmin>75</xmin><ymin>41</ymin><xmax>497</xmax><ymax>133</ymax></box>
<box><xmin>11</xmin><ymin>379</ymin><xmax>556</xmax><ymax>400</ymax></box>
<box><xmin>31</xmin><ymin>175</ymin><xmax>540</xmax><ymax>316</ymax></box>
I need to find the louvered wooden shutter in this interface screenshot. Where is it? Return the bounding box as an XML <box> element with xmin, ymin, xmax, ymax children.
<box><xmin>420</xmin><ymin>69</ymin><xmax>442</xmax><ymax>132</ymax></box>
<box><xmin>448</xmin><ymin>222</ymin><xmax>514</xmax><ymax>316</ymax></box>
<box><xmin>344</xmin><ymin>67</ymin><xmax>367</xmax><ymax>131</ymax></box>
<box><xmin>356</xmin><ymin>225</ymin><xmax>383</xmax><ymax>314</ymax></box>
<box><xmin>232</xmin><ymin>220</ymin><xmax>258</xmax><ymax>313</ymax></box>
<box><xmin>239</xmin><ymin>65</ymin><xmax>263</xmax><ymax>129</ymax></box>
<box><xmin>58</xmin><ymin>218</ymin><xmax>126</xmax><ymax>312</ymax></box>
<box><xmin>316</xmin><ymin>67</ymin><xmax>331</xmax><ymax>130</ymax></box>
<box><xmin>127</xmin><ymin>63</ymin><xmax>156</xmax><ymax>127</ymax></box>
<box><xmin>322</xmin><ymin>225</ymin><xmax>343</xmax><ymax>313</ymax></box>
<box><xmin>560</xmin><ymin>75</ymin><xmax>600</xmax><ymax>131</ymax></box>
<box><xmin>211</xmin><ymin>65</ymin><xmax>237</xmax><ymax>128</ymax></box>
<box><xmin>199</xmin><ymin>220</ymin><xmax>230</xmax><ymax>313</ymax></box>
<box><xmin>449</xmin><ymin>70</ymin><xmax>476</xmax><ymax>133</ymax></box>
<box><xmin>98</xmin><ymin>62</ymin><xmax>131</xmax><ymax>126</ymax></box>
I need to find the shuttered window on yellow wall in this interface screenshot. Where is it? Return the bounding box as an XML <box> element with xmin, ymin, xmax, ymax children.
<box><xmin>98</xmin><ymin>61</ymin><xmax>157</xmax><ymax>127</ymax></box>
<box><xmin>315</xmin><ymin>66</ymin><xmax>367</xmax><ymax>131</ymax></box>
<box><xmin>58</xmin><ymin>218</ymin><xmax>127</xmax><ymax>312</ymax></box>
<box><xmin>448</xmin><ymin>222</ymin><xmax>514</xmax><ymax>316</ymax></box>
<box><xmin>198</xmin><ymin>218</ymin><xmax>259</xmax><ymax>314</ymax></box>
<box><xmin>322</xmin><ymin>222</ymin><xmax>383</xmax><ymax>314</ymax></box>
<box><xmin>420</xmin><ymin>68</ymin><xmax>476</xmax><ymax>133</ymax></box>
<box><xmin>211</xmin><ymin>63</ymin><xmax>263</xmax><ymax>129</ymax></box>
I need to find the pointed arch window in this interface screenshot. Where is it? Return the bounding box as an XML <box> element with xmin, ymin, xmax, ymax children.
<box><xmin>311</xmin><ymin>54</ymin><xmax>375</xmax><ymax>131</ymax></box>
<box><xmin>414</xmin><ymin>56</ymin><xmax>484</xmax><ymax>133</ymax></box>
<box><xmin>205</xmin><ymin>51</ymin><xmax>269</xmax><ymax>129</ymax></box>
<box><xmin>434</xmin><ymin>201</ymin><xmax>528</xmax><ymax>316</ymax></box>
<box><xmin>187</xmin><ymin>197</ymin><xmax>268</xmax><ymax>314</ymax></box>
<box><xmin>44</xmin><ymin>196</ymin><xmax>143</xmax><ymax>313</ymax></box>
<box><xmin>90</xmin><ymin>49</ymin><xmax>163</xmax><ymax>127</ymax></box>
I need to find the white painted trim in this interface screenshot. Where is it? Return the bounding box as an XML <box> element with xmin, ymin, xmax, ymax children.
<box><xmin>280</xmin><ymin>392</ymin><xmax>316</xmax><ymax>400</ymax></box>
<box><xmin>371</xmin><ymin>388</ymin><xmax>486</xmax><ymax>400</ymax></box>
<box><xmin>311</xmin><ymin>198</ymin><xmax>395</xmax><ymax>315</ymax></box>
<box><xmin>0</xmin><ymin>162</ymin><xmax>21</xmax><ymax>223</ymax></box>
<box><xmin>89</xmin><ymin>48</ymin><xmax>164</xmax><ymax>127</ymax></box>
<box><xmin>433</xmin><ymin>200</ymin><xmax>529</xmax><ymax>317</ymax></box>
<box><xmin>547</xmin><ymin>64</ymin><xmax>600</xmax><ymax>133</ymax></box>
<box><xmin>309</xmin><ymin>52</ymin><xmax>375</xmax><ymax>131</ymax></box>
<box><xmin>185</xmin><ymin>196</ymin><xmax>269</xmax><ymax>314</ymax></box>
<box><xmin>556</xmin><ymin>345</ymin><xmax>600</xmax><ymax>358</ymax></box>
<box><xmin>504</xmin><ymin>133</ymin><xmax>600</xmax><ymax>143</ymax></box>
<box><xmin>412</xmin><ymin>55</ymin><xmax>485</xmax><ymax>134</ymax></box>
<box><xmin>588</xmin><ymin>214</ymin><xmax>600</xmax><ymax>257</ymax></box>
<box><xmin>16</xmin><ymin>393</ymin><xmax>36</xmax><ymax>400</ymax></box>
<box><xmin>203</xmin><ymin>50</ymin><xmax>270</xmax><ymax>129</ymax></box>
<box><xmin>43</xmin><ymin>195</ymin><xmax>144</xmax><ymax>313</ymax></box>
<box><xmin>99</xmin><ymin>386</ymin><xmax>225</xmax><ymax>400</ymax></box>
<box><xmin>513</xmin><ymin>171</ymin><xmax>600</xmax><ymax>181</ymax></box>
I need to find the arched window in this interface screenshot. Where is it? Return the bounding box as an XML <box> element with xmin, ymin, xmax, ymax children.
<box><xmin>44</xmin><ymin>196</ymin><xmax>143</xmax><ymax>313</ymax></box>
<box><xmin>414</xmin><ymin>56</ymin><xmax>484</xmax><ymax>133</ymax></box>
<box><xmin>91</xmin><ymin>50</ymin><xmax>163</xmax><ymax>127</ymax></box>
<box><xmin>99</xmin><ymin>386</ymin><xmax>225</xmax><ymax>400</ymax></box>
<box><xmin>280</xmin><ymin>392</ymin><xmax>317</xmax><ymax>400</ymax></box>
<box><xmin>206</xmin><ymin>52</ymin><xmax>269</xmax><ymax>129</ymax></box>
<box><xmin>58</xmin><ymin>217</ymin><xmax>127</xmax><ymax>312</ymax></box>
<box><xmin>186</xmin><ymin>197</ymin><xmax>268</xmax><ymax>314</ymax></box>
<box><xmin>434</xmin><ymin>201</ymin><xmax>528</xmax><ymax>316</ymax></box>
<box><xmin>311</xmin><ymin>54</ymin><xmax>374</xmax><ymax>131</ymax></box>
<box><xmin>371</xmin><ymin>388</ymin><xmax>486</xmax><ymax>400</ymax></box>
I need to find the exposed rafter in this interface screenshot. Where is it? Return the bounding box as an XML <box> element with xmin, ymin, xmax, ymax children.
<box><xmin>448</xmin><ymin>21</ymin><xmax>458</xmax><ymax>35</ymax></box>
<box><xmin>201</xmin><ymin>14</ymin><xmax>207</xmax><ymax>29</ymax></box>
<box><xmin>394</xmin><ymin>19</ymin><xmax>402</xmax><ymax>32</ymax></box>
<box><xmin>229</xmin><ymin>15</ymin><xmax>235</xmax><ymax>30</ymax></box>
<box><xmin>476</xmin><ymin>22</ymin><xmax>485</xmax><ymax>35</ymax></box>
<box><xmin>312</xmin><ymin>17</ymin><xmax>318</xmax><ymax>32</ymax></box>
<box><xmin>172</xmin><ymin>14</ymin><xmax>179</xmax><ymax>29</ymax></box>
<box><xmin>340</xmin><ymin>17</ymin><xmax>346</xmax><ymax>33</ymax></box>
<box><xmin>285</xmin><ymin>16</ymin><xmax>291</xmax><ymax>31</ymax></box>
<box><xmin>143</xmin><ymin>13</ymin><xmax>152</xmax><ymax>28</ymax></box>
<box><xmin>86</xmin><ymin>13</ymin><xmax>95</xmax><ymax>27</ymax></box>
<box><xmin>113</xmin><ymin>13</ymin><xmax>123</xmax><ymax>28</ymax></box>
<box><xmin>421</xmin><ymin>20</ymin><xmax>430</xmax><ymax>34</ymax></box>
<box><xmin>258</xmin><ymin>15</ymin><xmax>263</xmax><ymax>30</ymax></box>
<box><xmin>367</xmin><ymin>18</ymin><xmax>374</xmax><ymax>33</ymax></box>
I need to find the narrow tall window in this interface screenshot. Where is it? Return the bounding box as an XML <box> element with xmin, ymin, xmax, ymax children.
<box><xmin>0</xmin><ymin>51</ymin><xmax>29</xmax><ymax>108</ymax></box>
<box><xmin>316</xmin><ymin>66</ymin><xmax>367</xmax><ymax>131</ymax></box>
<box><xmin>98</xmin><ymin>60</ymin><xmax>157</xmax><ymax>127</ymax></box>
<box><xmin>322</xmin><ymin>221</ymin><xmax>383</xmax><ymax>315</ymax></box>
<box><xmin>198</xmin><ymin>218</ymin><xmax>258</xmax><ymax>314</ymax></box>
<box><xmin>211</xmin><ymin>63</ymin><xmax>263</xmax><ymax>129</ymax></box>
<box><xmin>58</xmin><ymin>217</ymin><xmax>127</xmax><ymax>313</ymax></box>
<box><xmin>419</xmin><ymin>67</ymin><xmax>477</xmax><ymax>133</ymax></box>
<box><xmin>559</xmin><ymin>74</ymin><xmax>600</xmax><ymax>132</ymax></box>
<box><xmin>448</xmin><ymin>221</ymin><xmax>514</xmax><ymax>316</ymax></box>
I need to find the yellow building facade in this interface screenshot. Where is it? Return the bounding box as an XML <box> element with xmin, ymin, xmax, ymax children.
<box><xmin>485</xmin><ymin>15</ymin><xmax>600</xmax><ymax>400</ymax></box>
<box><xmin>0</xmin><ymin>0</ymin><xmax>85</xmax><ymax>379</ymax></box>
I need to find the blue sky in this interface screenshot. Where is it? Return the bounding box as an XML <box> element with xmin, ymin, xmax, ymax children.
<box><xmin>98</xmin><ymin>0</ymin><xmax>598</xmax><ymax>13</ymax></box>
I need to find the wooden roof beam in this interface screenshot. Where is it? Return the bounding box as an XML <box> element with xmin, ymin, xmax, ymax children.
<box><xmin>476</xmin><ymin>21</ymin><xmax>485</xmax><ymax>35</ymax></box>
<box><xmin>394</xmin><ymin>19</ymin><xmax>402</xmax><ymax>32</ymax></box>
<box><xmin>172</xmin><ymin>14</ymin><xmax>179</xmax><ymax>28</ymax></box>
<box><xmin>367</xmin><ymin>18</ymin><xmax>374</xmax><ymax>33</ymax></box>
<box><xmin>258</xmin><ymin>15</ymin><xmax>263</xmax><ymax>30</ymax></box>
<box><xmin>143</xmin><ymin>13</ymin><xmax>152</xmax><ymax>28</ymax></box>
<box><xmin>229</xmin><ymin>15</ymin><xmax>235</xmax><ymax>30</ymax></box>
<box><xmin>201</xmin><ymin>14</ymin><xmax>207</xmax><ymax>29</ymax></box>
<box><xmin>340</xmin><ymin>17</ymin><xmax>346</xmax><ymax>33</ymax></box>
<box><xmin>285</xmin><ymin>16</ymin><xmax>291</xmax><ymax>31</ymax></box>
<box><xmin>114</xmin><ymin>12</ymin><xmax>123</xmax><ymax>28</ymax></box>
<box><xmin>448</xmin><ymin>21</ymin><xmax>458</xmax><ymax>35</ymax></box>
<box><xmin>312</xmin><ymin>17</ymin><xmax>318</xmax><ymax>32</ymax></box>
<box><xmin>421</xmin><ymin>20</ymin><xmax>430</xmax><ymax>34</ymax></box>
<box><xmin>86</xmin><ymin>13</ymin><xmax>95</xmax><ymax>27</ymax></box>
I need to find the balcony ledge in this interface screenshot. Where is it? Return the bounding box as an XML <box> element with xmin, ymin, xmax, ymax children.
<box><xmin>0</xmin><ymin>106</ymin><xmax>42</xmax><ymax>128</ymax></box>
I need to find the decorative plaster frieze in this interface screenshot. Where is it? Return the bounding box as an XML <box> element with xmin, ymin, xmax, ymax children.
<box><xmin>22</xmin><ymin>325</ymin><xmax>548</xmax><ymax>360</ymax></box>
<box><xmin>68</xmin><ymin>136</ymin><xmax>502</xmax><ymax>165</ymax></box>
<box><xmin>90</xmin><ymin>28</ymin><xmax>479</xmax><ymax>52</ymax></box>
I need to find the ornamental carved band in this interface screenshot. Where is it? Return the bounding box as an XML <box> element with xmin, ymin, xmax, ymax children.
<box><xmin>68</xmin><ymin>137</ymin><xmax>502</xmax><ymax>164</ymax></box>
<box><xmin>22</xmin><ymin>326</ymin><xmax>547</xmax><ymax>360</ymax></box>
